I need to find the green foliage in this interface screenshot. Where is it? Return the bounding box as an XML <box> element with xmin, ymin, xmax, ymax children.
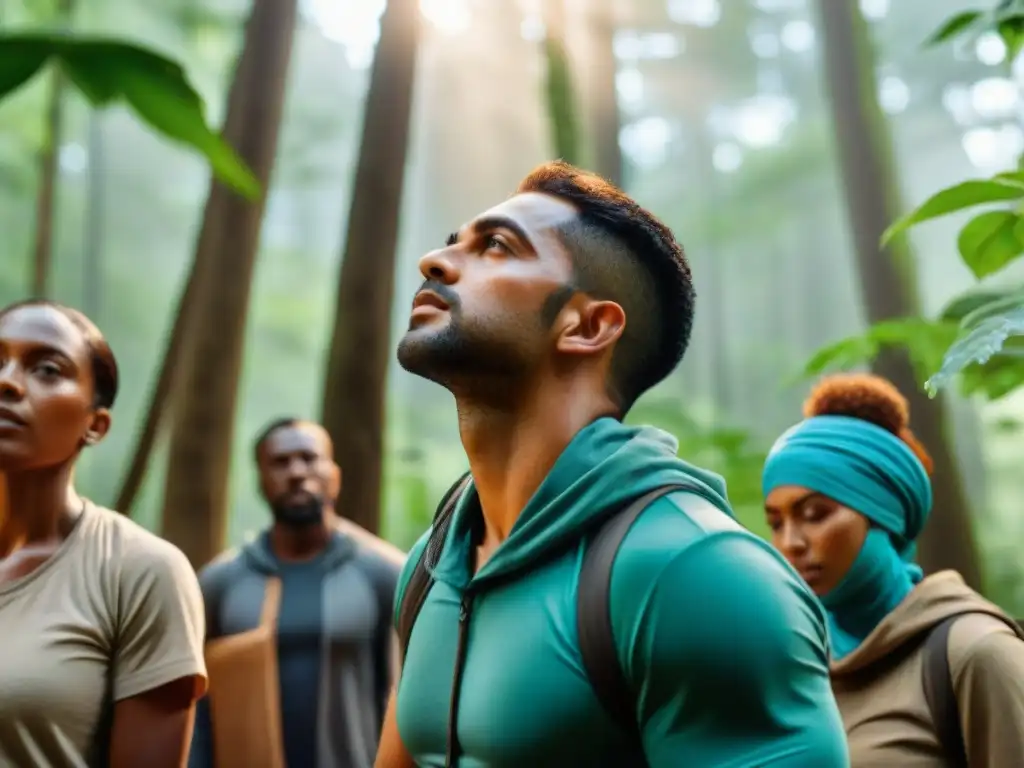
<box><xmin>803</xmin><ymin>318</ymin><xmax>959</xmax><ymax>385</ymax></box>
<box><xmin>0</xmin><ymin>33</ymin><xmax>258</xmax><ymax>197</ymax></box>
<box><xmin>924</xmin><ymin>0</ymin><xmax>1024</xmax><ymax>59</ymax></box>
<box><xmin>808</xmin><ymin>1</ymin><xmax>1024</xmax><ymax>398</ymax></box>
<box><xmin>801</xmin><ymin>288</ymin><xmax>1024</xmax><ymax>401</ymax></box>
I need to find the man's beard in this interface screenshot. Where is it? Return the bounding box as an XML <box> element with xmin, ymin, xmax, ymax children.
<box><xmin>397</xmin><ymin>314</ymin><xmax>535</xmax><ymax>392</ymax></box>
<box><xmin>270</xmin><ymin>493</ymin><xmax>325</xmax><ymax>528</ymax></box>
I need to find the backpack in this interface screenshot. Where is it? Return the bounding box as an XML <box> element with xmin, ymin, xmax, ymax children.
<box><xmin>921</xmin><ymin>612</ymin><xmax>1024</xmax><ymax>767</ymax></box>
<box><xmin>395</xmin><ymin>472</ymin><xmax>704</xmax><ymax>766</ymax></box>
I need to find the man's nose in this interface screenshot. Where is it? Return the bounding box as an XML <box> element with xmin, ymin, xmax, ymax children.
<box><xmin>418</xmin><ymin>247</ymin><xmax>460</xmax><ymax>284</ymax></box>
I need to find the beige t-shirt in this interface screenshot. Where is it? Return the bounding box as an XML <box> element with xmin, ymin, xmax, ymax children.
<box><xmin>0</xmin><ymin>502</ymin><xmax>208</xmax><ymax>767</ymax></box>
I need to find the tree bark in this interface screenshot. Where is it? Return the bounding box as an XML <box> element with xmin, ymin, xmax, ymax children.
<box><xmin>543</xmin><ymin>0</ymin><xmax>582</xmax><ymax>164</ymax></box>
<box><xmin>320</xmin><ymin>0</ymin><xmax>421</xmax><ymax>535</ymax></box>
<box><xmin>160</xmin><ymin>0</ymin><xmax>298</xmax><ymax>566</ymax></box>
<box><xmin>815</xmin><ymin>0</ymin><xmax>981</xmax><ymax>587</ymax></box>
<box><xmin>585</xmin><ymin>0</ymin><xmax>622</xmax><ymax>186</ymax></box>
<box><xmin>114</xmin><ymin>264</ymin><xmax>199</xmax><ymax>514</ymax></box>
<box><xmin>30</xmin><ymin>0</ymin><xmax>74</xmax><ymax>298</ymax></box>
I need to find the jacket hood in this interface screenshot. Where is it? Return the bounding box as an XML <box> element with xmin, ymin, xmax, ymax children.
<box><xmin>831</xmin><ymin>570</ymin><xmax>1024</xmax><ymax>676</ymax></box>
<box><xmin>430</xmin><ymin>416</ymin><xmax>733</xmax><ymax>591</ymax></box>
<box><xmin>241</xmin><ymin>527</ymin><xmax>357</xmax><ymax>575</ymax></box>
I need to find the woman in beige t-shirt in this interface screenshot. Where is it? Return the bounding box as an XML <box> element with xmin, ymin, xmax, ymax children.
<box><xmin>0</xmin><ymin>300</ymin><xmax>208</xmax><ymax>768</ymax></box>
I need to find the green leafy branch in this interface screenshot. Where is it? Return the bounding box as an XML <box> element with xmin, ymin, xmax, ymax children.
<box><xmin>0</xmin><ymin>33</ymin><xmax>259</xmax><ymax>198</ymax></box>
<box><xmin>803</xmin><ymin>1</ymin><xmax>1024</xmax><ymax>398</ymax></box>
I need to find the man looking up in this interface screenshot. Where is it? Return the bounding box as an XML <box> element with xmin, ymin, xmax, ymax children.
<box><xmin>375</xmin><ymin>162</ymin><xmax>848</xmax><ymax>767</ymax></box>
<box><xmin>191</xmin><ymin>418</ymin><xmax>401</xmax><ymax>768</ymax></box>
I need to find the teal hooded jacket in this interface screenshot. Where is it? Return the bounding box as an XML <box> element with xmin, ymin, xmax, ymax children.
<box><xmin>393</xmin><ymin>418</ymin><xmax>848</xmax><ymax>767</ymax></box>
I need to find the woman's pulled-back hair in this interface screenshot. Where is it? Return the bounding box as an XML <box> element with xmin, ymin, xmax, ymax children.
<box><xmin>803</xmin><ymin>373</ymin><xmax>933</xmax><ymax>476</ymax></box>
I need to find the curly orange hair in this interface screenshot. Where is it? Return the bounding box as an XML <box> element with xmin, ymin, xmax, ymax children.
<box><xmin>803</xmin><ymin>373</ymin><xmax>934</xmax><ymax>476</ymax></box>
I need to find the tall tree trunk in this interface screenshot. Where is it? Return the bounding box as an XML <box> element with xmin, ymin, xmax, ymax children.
<box><xmin>160</xmin><ymin>0</ymin><xmax>298</xmax><ymax>566</ymax></box>
<box><xmin>815</xmin><ymin>0</ymin><xmax>981</xmax><ymax>587</ymax></box>
<box><xmin>543</xmin><ymin>0</ymin><xmax>582</xmax><ymax>164</ymax></box>
<box><xmin>114</xmin><ymin>266</ymin><xmax>199</xmax><ymax>514</ymax></box>
<box><xmin>585</xmin><ymin>0</ymin><xmax>622</xmax><ymax>185</ymax></box>
<box><xmin>319</xmin><ymin>0</ymin><xmax>421</xmax><ymax>535</ymax></box>
<box><xmin>30</xmin><ymin>0</ymin><xmax>73</xmax><ymax>298</ymax></box>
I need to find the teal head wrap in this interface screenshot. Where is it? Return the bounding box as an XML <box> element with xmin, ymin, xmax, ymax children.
<box><xmin>762</xmin><ymin>415</ymin><xmax>931</xmax><ymax>560</ymax></box>
<box><xmin>762</xmin><ymin>415</ymin><xmax>933</xmax><ymax>659</ymax></box>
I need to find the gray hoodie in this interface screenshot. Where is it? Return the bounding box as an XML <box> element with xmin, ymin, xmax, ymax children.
<box><xmin>188</xmin><ymin>529</ymin><xmax>400</xmax><ymax>768</ymax></box>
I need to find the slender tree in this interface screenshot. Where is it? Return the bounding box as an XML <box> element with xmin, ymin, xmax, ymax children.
<box><xmin>320</xmin><ymin>0</ymin><xmax>421</xmax><ymax>534</ymax></box>
<box><xmin>815</xmin><ymin>0</ymin><xmax>980</xmax><ymax>585</ymax></box>
<box><xmin>543</xmin><ymin>0</ymin><xmax>582</xmax><ymax>163</ymax></box>
<box><xmin>160</xmin><ymin>0</ymin><xmax>299</xmax><ymax>566</ymax></box>
<box><xmin>30</xmin><ymin>0</ymin><xmax>74</xmax><ymax>297</ymax></box>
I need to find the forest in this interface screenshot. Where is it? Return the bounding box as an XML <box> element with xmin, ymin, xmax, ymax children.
<box><xmin>3</xmin><ymin>0</ymin><xmax>1024</xmax><ymax>611</ymax></box>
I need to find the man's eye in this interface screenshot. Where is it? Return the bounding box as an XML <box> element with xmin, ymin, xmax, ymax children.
<box><xmin>486</xmin><ymin>236</ymin><xmax>509</xmax><ymax>252</ymax></box>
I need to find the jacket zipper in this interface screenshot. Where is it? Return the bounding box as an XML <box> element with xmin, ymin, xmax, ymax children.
<box><xmin>445</xmin><ymin>592</ymin><xmax>474</xmax><ymax>767</ymax></box>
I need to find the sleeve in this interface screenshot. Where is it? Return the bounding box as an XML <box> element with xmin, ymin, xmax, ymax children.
<box><xmin>112</xmin><ymin>538</ymin><xmax>208</xmax><ymax>702</ymax></box>
<box><xmin>367</xmin><ymin>553</ymin><xmax>402</xmax><ymax>728</ymax></box>
<box><xmin>613</xmin><ymin>532</ymin><xmax>850</xmax><ymax>767</ymax></box>
<box><xmin>956</xmin><ymin>628</ymin><xmax>1024</xmax><ymax>767</ymax></box>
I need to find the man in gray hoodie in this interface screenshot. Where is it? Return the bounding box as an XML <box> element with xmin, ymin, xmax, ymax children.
<box><xmin>189</xmin><ymin>417</ymin><xmax>403</xmax><ymax>768</ymax></box>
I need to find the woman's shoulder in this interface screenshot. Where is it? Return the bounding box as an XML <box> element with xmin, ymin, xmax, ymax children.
<box><xmin>82</xmin><ymin>502</ymin><xmax>194</xmax><ymax>579</ymax></box>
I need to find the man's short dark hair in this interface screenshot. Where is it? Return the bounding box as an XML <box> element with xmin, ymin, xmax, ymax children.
<box><xmin>253</xmin><ymin>417</ymin><xmax>303</xmax><ymax>462</ymax></box>
<box><xmin>517</xmin><ymin>161</ymin><xmax>695</xmax><ymax>413</ymax></box>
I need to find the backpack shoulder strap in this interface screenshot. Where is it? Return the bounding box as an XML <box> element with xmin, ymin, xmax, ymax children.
<box><xmin>396</xmin><ymin>471</ymin><xmax>472</xmax><ymax>663</ymax></box>
<box><xmin>922</xmin><ymin>615</ymin><xmax>968</xmax><ymax>768</ymax></box>
<box><xmin>576</xmin><ymin>484</ymin><xmax>695</xmax><ymax>738</ymax></box>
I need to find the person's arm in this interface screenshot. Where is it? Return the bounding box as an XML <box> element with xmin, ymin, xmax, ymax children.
<box><xmin>187</xmin><ymin>563</ymin><xmax>227</xmax><ymax>768</ymax></box>
<box><xmin>375</xmin><ymin>679</ymin><xmax>416</xmax><ymax>768</ymax></box>
<box><xmin>108</xmin><ymin>539</ymin><xmax>208</xmax><ymax>768</ymax></box>
<box><xmin>369</xmin><ymin>555</ymin><xmax>402</xmax><ymax>729</ymax></box>
<box><xmin>615</xmin><ymin>532</ymin><xmax>849</xmax><ymax>767</ymax></box>
<box><xmin>956</xmin><ymin>626</ymin><xmax>1024</xmax><ymax>767</ymax></box>
<box><xmin>374</xmin><ymin>533</ymin><xmax>429</xmax><ymax>768</ymax></box>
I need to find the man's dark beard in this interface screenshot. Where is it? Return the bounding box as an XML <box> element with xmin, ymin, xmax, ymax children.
<box><xmin>270</xmin><ymin>494</ymin><xmax>324</xmax><ymax>527</ymax></box>
<box><xmin>396</xmin><ymin>281</ymin><xmax>576</xmax><ymax>388</ymax></box>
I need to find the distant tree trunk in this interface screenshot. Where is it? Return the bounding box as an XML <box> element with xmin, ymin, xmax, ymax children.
<box><xmin>82</xmin><ymin>113</ymin><xmax>104</xmax><ymax>317</ymax></box>
<box><xmin>30</xmin><ymin>0</ymin><xmax>73</xmax><ymax>298</ymax></box>
<box><xmin>319</xmin><ymin>0</ymin><xmax>420</xmax><ymax>535</ymax></box>
<box><xmin>543</xmin><ymin>0</ymin><xmax>581</xmax><ymax>164</ymax></box>
<box><xmin>815</xmin><ymin>0</ymin><xmax>981</xmax><ymax>587</ymax></box>
<box><xmin>114</xmin><ymin>267</ymin><xmax>199</xmax><ymax>514</ymax></box>
<box><xmin>160</xmin><ymin>0</ymin><xmax>298</xmax><ymax>566</ymax></box>
<box><xmin>585</xmin><ymin>0</ymin><xmax>621</xmax><ymax>185</ymax></box>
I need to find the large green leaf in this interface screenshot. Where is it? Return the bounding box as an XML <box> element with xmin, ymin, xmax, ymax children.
<box><xmin>881</xmin><ymin>179</ymin><xmax>1024</xmax><ymax>246</ymax></box>
<box><xmin>957</xmin><ymin>209</ymin><xmax>1024</xmax><ymax>278</ymax></box>
<box><xmin>0</xmin><ymin>34</ymin><xmax>258</xmax><ymax>198</ymax></box>
<box><xmin>925</xmin><ymin>10</ymin><xmax>983</xmax><ymax>46</ymax></box>
<box><xmin>926</xmin><ymin>291</ymin><xmax>1024</xmax><ymax>395</ymax></box>
<box><xmin>998</xmin><ymin>16</ymin><xmax>1024</xmax><ymax>59</ymax></box>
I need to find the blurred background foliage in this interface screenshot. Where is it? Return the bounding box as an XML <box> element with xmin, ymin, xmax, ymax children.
<box><xmin>3</xmin><ymin>0</ymin><xmax>1024</xmax><ymax>611</ymax></box>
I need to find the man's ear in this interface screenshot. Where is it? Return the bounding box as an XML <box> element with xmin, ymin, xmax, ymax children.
<box><xmin>82</xmin><ymin>408</ymin><xmax>111</xmax><ymax>447</ymax></box>
<box><xmin>328</xmin><ymin>462</ymin><xmax>342</xmax><ymax>501</ymax></box>
<box><xmin>554</xmin><ymin>296</ymin><xmax>625</xmax><ymax>357</ymax></box>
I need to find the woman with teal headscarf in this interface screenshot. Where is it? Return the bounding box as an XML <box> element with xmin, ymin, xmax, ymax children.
<box><xmin>762</xmin><ymin>373</ymin><xmax>1024</xmax><ymax>767</ymax></box>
